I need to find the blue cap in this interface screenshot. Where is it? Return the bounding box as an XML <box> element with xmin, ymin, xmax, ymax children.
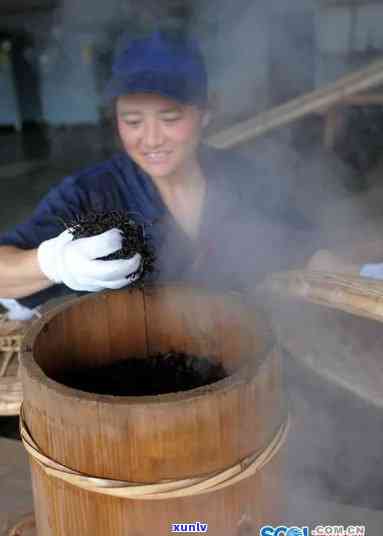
<box><xmin>104</xmin><ymin>31</ymin><xmax>208</xmax><ymax>106</ymax></box>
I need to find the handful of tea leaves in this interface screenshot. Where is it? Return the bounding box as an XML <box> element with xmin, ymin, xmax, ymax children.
<box><xmin>61</xmin><ymin>210</ymin><xmax>156</xmax><ymax>280</ymax></box>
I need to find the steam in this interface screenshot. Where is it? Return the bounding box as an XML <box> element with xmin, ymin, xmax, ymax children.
<box><xmin>2</xmin><ymin>0</ymin><xmax>383</xmax><ymax>531</ymax></box>
<box><xmin>269</xmin><ymin>296</ymin><xmax>383</xmax><ymax>522</ymax></box>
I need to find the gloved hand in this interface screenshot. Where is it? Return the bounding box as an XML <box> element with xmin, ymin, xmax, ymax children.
<box><xmin>37</xmin><ymin>228</ymin><xmax>142</xmax><ymax>292</ymax></box>
<box><xmin>0</xmin><ymin>298</ymin><xmax>40</xmax><ymax>320</ymax></box>
<box><xmin>360</xmin><ymin>263</ymin><xmax>383</xmax><ymax>280</ymax></box>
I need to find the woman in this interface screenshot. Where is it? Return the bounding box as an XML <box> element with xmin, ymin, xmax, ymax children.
<box><xmin>0</xmin><ymin>30</ymin><xmax>316</xmax><ymax>318</ymax></box>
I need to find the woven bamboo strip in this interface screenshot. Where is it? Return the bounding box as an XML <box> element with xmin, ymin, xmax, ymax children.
<box><xmin>0</xmin><ymin>351</ymin><xmax>16</xmax><ymax>377</ymax></box>
<box><xmin>0</xmin><ymin>336</ymin><xmax>23</xmax><ymax>350</ymax></box>
<box><xmin>20</xmin><ymin>404</ymin><xmax>288</xmax><ymax>500</ymax></box>
<box><xmin>0</xmin><ymin>315</ymin><xmax>27</xmax><ymax>415</ymax></box>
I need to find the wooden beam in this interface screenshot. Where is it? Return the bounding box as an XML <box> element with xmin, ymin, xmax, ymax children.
<box><xmin>315</xmin><ymin>94</ymin><xmax>383</xmax><ymax>115</ymax></box>
<box><xmin>342</xmin><ymin>94</ymin><xmax>383</xmax><ymax>106</ymax></box>
<box><xmin>207</xmin><ymin>58</ymin><xmax>383</xmax><ymax>149</ymax></box>
<box><xmin>323</xmin><ymin>108</ymin><xmax>343</xmax><ymax>150</ymax></box>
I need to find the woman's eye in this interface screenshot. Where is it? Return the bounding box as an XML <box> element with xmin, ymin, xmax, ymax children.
<box><xmin>162</xmin><ymin>114</ymin><xmax>181</xmax><ymax>123</ymax></box>
<box><xmin>124</xmin><ymin>120</ymin><xmax>141</xmax><ymax>127</ymax></box>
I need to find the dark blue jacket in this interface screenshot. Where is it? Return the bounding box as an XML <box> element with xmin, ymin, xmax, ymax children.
<box><xmin>0</xmin><ymin>145</ymin><xmax>315</xmax><ymax>308</ymax></box>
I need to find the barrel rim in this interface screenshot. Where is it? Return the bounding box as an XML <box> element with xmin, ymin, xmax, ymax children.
<box><xmin>20</xmin><ymin>284</ymin><xmax>276</xmax><ymax>406</ymax></box>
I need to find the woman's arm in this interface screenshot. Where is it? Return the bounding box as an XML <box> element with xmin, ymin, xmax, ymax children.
<box><xmin>0</xmin><ymin>245</ymin><xmax>53</xmax><ymax>298</ymax></box>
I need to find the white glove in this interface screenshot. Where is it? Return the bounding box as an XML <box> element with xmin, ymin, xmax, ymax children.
<box><xmin>0</xmin><ymin>298</ymin><xmax>40</xmax><ymax>320</ymax></box>
<box><xmin>360</xmin><ymin>263</ymin><xmax>383</xmax><ymax>280</ymax></box>
<box><xmin>37</xmin><ymin>228</ymin><xmax>142</xmax><ymax>292</ymax></box>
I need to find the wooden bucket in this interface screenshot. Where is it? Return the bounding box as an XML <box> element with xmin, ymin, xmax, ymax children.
<box><xmin>19</xmin><ymin>285</ymin><xmax>287</xmax><ymax>536</ymax></box>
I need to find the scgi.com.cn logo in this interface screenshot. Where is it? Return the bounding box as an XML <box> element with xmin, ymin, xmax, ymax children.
<box><xmin>260</xmin><ymin>527</ymin><xmax>309</xmax><ymax>536</ymax></box>
<box><xmin>260</xmin><ymin>527</ymin><xmax>366</xmax><ymax>536</ymax></box>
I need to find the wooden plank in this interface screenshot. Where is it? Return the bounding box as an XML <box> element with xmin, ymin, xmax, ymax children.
<box><xmin>207</xmin><ymin>57</ymin><xmax>383</xmax><ymax>149</ymax></box>
<box><xmin>264</xmin><ymin>269</ymin><xmax>383</xmax><ymax>324</ymax></box>
<box><xmin>323</xmin><ymin>107</ymin><xmax>343</xmax><ymax>150</ymax></box>
<box><xmin>342</xmin><ymin>94</ymin><xmax>383</xmax><ymax>105</ymax></box>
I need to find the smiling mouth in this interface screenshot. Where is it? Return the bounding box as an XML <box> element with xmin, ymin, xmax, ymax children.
<box><xmin>143</xmin><ymin>151</ymin><xmax>172</xmax><ymax>163</ymax></box>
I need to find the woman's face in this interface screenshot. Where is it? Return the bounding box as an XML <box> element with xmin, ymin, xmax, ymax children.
<box><xmin>116</xmin><ymin>93</ymin><xmax>207</xmax><ymax>182</ymax></box>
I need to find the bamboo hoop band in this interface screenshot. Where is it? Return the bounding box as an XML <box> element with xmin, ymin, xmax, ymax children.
<box><xmin>20</xmin><ymin>405</ymin><xmax>288</xmax><ymax>500</ymax></box>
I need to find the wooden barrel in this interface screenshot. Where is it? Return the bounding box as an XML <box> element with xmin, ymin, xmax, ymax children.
<box><xmin>19</xmin><ymin>285</ymin><xmax>287</xmax><ymax>536</ymax></box>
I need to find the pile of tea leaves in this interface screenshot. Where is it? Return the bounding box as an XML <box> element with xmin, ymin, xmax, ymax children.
<box><xmin>56</xmin><ymin>352</ymin><xmax>228</xmax><ymax>396</ymax></box>
<box><xmin>61</xmin><ymin>210</ymin><xmax>155</xmax><ymax>280</ymax></box>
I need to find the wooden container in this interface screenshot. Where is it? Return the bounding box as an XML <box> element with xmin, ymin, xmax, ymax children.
<box><xmin>19</xmin><ymin>285</ymin><xmax>287</xmax><ymax>536</ymax></box>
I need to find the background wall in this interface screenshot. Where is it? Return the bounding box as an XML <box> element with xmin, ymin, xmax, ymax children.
<box><xmin>315</xmin><ymin>1</ymin><xmax>383</xmax><ymax>86</ymax></box>
<box><xmin>1</xmin><ymin>0</ymin><xmax>383</xmax><ymax>148</ymax></box>
<box><xmin>0</xmin><ymin>40</ymin><xmax>21</xmax><ymax>129</ymax></box>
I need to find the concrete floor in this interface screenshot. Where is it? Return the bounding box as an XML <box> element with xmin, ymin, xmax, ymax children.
<box><xmin>1</xmin><ymin>128</ymin><xmax>383</xmax><ymax>534</ymax></box>
<box><xmin>0</xmin><ymin>430</ymin><xmax>33</xmax><ymax>535</ymax></box>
